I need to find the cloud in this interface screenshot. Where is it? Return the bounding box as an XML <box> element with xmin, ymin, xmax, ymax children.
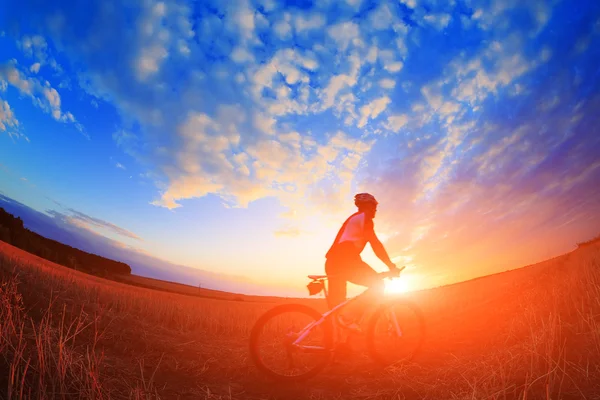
<box><xmin>273</xmin><ymin>13</ymin><xmax>292</xmax><ymax>39</ymax></box>
<box><xmin>4</xmin><ymin>0</ymin><xmax>402</xmax><ymax>217</ymax></box>
<box><xmin>327</xmin><ymin>21</ymin><xmax>360</xmax><ymax>51</ymax></box>
<box><xmin>0</xmin><ymin>100</ymin><xmax>19</xmax><ymax>134</ymax></box>
<box><xmin>17</xmin><ymin>35</ymin><xmax>48</xmax><ymax>63</ymax></box>
<box><xmin>379</xmin><ymin>78</ymin><xmax>396</xmax><ymax>89</ymax></box>
<box><xmin>358</xmin><ymin>96</ymin><xmax>391</xmax><ymax>128</ymax></box>
<box><xmin>230</xmin><ymin>46</ymin><xmax>255</xmax><ymax>63</ymax></box>
<box><xmin>30</xmin><ymin>63</ymin><xmax>41</xmax><ymax>73</ymax></box>
<box><xmin>0</xmin><ymin>61</ymin><xmax>83</xmax><ymax>132</ymax></box>
<box><xmin>65</xmin><ymin>208</ymin><xmax>141</xmax><ymax>240</ymax></box>
<box><xmin>357</xmin><ymin>22</ymin><xmax>599</xmax><ymax>286</ymax></box>
<box><xmin>294</xmin><ymin>12</ymin><xmax>326</xmax><ymax>33</ymax></box>
<box><xmin>423</xmin><ymin>13</ymin><xmax>452</xmax><ymax>30</ymax></box>
<box><xmin>273</xmin><ymin>225</ymin><xmax>302</xmax><ymax>237</ymax></box>
<box><xmin>368</xmin><ymin>3</ymin><xmax>395</xmax><ymax>30</ymax></box>
<box><xmin>153</xmin><ymin>103</ymin><xmax>374</xmax><ymax>211</ymax></box>
<box><xmin>345</xmin><ymin>0</ymin><xmax>363</xmax><ymax>10</ymax></box>
<box><xmin>318</xmin><ymin>52</ymin><xmax>361</xmax><ymax>111</ymax></box>
<box><xmin>385</xmin><ymin>114</ymin><xmax>408</xmax><ymax>132</ymax></box>
<box><xmin>4</xmin><ymin>0</ymin><xmax>599</xmax><ymax>289</ymax></box>
<box><xmin>400</xmin><ymin>0</ymin><xmax>416</xmax><ymax>9</ymax></box>
<box><xmin>0</xmin><ymin>194</ymin><xmax>283</xmax><ymax>295</ymax></box>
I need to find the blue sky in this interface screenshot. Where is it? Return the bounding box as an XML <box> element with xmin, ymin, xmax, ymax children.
<box><xmin>1</xmin><ymin>0</ymin><xmax>600</xmax><ymax>296</ymax></box>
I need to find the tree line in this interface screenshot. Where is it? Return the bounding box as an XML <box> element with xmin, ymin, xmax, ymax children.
<box><xmin>0</xmin><ymin>207</ymin><xmax>131</xmax><ymax>276</ymax></box>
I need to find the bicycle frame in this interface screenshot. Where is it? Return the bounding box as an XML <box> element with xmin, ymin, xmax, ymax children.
<box><xmin>291</xmin><ymin>281</ymin><xmax>403</xmax><ymax>353</ymax></box>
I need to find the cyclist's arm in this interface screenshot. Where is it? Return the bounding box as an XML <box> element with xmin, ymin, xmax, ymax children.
<box><xmin>365</xmin><ymin>219</ymin><xmax>395</xmax><ymax>269</ymax></box>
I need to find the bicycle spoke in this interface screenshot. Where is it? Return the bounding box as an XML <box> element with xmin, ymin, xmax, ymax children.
<box><xmin>249</xmin><ymin>304</ymin><xmax>333</xmax><ymax>381</ymax></box>
<box><xmin>367</xmin><ymin>300</ymin><xmax>425</xmax><ymax>366</ymax></box>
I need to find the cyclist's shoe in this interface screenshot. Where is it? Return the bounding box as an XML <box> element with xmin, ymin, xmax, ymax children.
<box><xmin>337</xmin><ymin>315</ymin><xmax>362</xmax><ymax>333</ymax></box>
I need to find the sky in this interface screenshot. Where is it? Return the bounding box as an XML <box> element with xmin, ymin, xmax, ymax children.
<box><xmin>1</xmin><ymin>0</ymin><xmax>599</xmax><ymax>297</ymax></box>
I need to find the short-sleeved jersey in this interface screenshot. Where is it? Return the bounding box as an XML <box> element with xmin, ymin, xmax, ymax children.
<box><xmin>337</xmin><ymin>212</ymin><xmax>373</xmax><ymax>252</ymax></box>
<box><xmin>326</xmin><ymin>211</ymin><xmax>374</xmax><ymax>259</ymax></box>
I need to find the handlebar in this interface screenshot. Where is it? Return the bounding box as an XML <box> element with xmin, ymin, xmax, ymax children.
<box><xmin>378</xmin><ymin>265</ymin><xmax>406</xmax><ymax>279</ymax></box>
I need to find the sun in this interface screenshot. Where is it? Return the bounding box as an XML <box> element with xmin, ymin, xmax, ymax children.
<box><xmin>384</xmin><ymin>277</ymin><xmax>411</xmax><ymax>294</ymax></box>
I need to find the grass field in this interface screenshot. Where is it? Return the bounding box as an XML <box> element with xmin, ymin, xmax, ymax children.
<box><xmin>1</xmin><ymin>239</ymin><xmax>600</xmax><ymax>399</ymax></box>
<box><xmin>111</xmin><ymin>274</ymin><xmax>291</xmax><ymax>304</ymax></box>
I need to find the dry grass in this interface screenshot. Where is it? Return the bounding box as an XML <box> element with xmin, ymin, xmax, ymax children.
<box><xmin>112</xmin><ymin>274</ymin><xmax>274</xmax><ymax>303</ymax></box>
<box><xmin>1</xmin><ymin>240</ymin><xmax>600</xmax><ymax>399</ymax></box>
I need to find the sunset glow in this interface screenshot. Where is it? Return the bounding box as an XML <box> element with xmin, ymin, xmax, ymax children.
<box><xmin>384</xmin><ymin>277</ymin><xmax>411</xmax><ymax>295</ymax></box>
<box><xmin>1</xmin><ymin>0</ymin><xmax>599</xmax><ymax>297</ymax></box>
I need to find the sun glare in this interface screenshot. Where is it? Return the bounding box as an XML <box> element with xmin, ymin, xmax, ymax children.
<box><xmin>384</xmin><ymin>277</ymin><xmax>411</xmax><ymax>294</ymax></box>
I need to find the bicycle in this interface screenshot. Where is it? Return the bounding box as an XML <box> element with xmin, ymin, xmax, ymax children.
<box><xmin>248</xmin><ymin>266</ymin><xmax>425</xmax><ymax>381</ymax></box>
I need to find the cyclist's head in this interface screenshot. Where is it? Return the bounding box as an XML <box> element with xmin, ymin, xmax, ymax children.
<box><xmin>354</xmin><ymin>193</ymin><xmax>378</xmax><ymax>217</ymax></box>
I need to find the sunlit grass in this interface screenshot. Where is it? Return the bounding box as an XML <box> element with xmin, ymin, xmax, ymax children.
<box><xmin>1</xmin><ymin>241</ymin><xmax>600</xmax><ymax>399</ymax></box>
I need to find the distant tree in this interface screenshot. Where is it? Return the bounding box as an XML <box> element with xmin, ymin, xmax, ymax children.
<box><xmin>67</xmin><ymin>255</ymin><xmax>79</xmax><ymax>270</ymax></box>
<box><xmin>0</xmin><ymin>207</ymin><xmax>132</xmax><ymax>276</ymax></box>
<box><xmin>0</xmin><ymin>226</ymin><xmax>10</xmax><ymax>243</ymax></box>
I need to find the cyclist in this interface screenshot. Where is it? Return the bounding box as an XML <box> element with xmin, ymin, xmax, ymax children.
<box><xmin>325</xmin><ymin>193</ymin><xmax>400</xmax><ymax>332</ymax></box>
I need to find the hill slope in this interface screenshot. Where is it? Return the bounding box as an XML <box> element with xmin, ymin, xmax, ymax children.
<box><xmin>1</xmin><ymin>239</ymin><xmax>599</xmax><ymax>399</ymax></box>
<box><xmin>0</xmin><ymin>207</ymin><xmax>131</xmax><ymax>276</ymax></box>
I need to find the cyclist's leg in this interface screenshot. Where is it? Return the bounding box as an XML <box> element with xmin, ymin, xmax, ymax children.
<box><xmin>346</xmin><ymin>261</ymin><xmax>385</xmax><ymax>320</ymax></box>
<box><xmin>348</xmin><ymin>261</ymin><xmax>384</xmax><ymax>294</ymax></box>
<box><xmin>325</xmin><ymin>258</ymin><xmax>347</xmax><ymax>309</ymax></box>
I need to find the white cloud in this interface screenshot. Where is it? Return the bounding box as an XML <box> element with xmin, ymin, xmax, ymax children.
<box><xmin>327</xmin><ymin>21</ymin><xmax>360</xmax><ymax>51</ymax></box>
<box><xmin>0</xmin><ymin>100</ymin><xmax>19</xmax><ymax>133</ymax></box>
<box><xmin>368</xmin><ymin>3</ymin><xmax>395</xmax><ymax>30</ymax></box>
<box><xmin>253</xmin><ymin>111</ymin><xmax>276</xmax><ymax>135</ymax></box>
<box><xmin>154</xmin><ymin>104</ymin><xmax>374</xmax><ymax>212</ymax></box>
<box><xmin>385</xmin><ymin>61</ymin><xmax>404</xmax><ymax>73</ymax></box>
<box><xmin>450</xmin><ymin>37</ymin><xmax>551</xmax><ymax>105</ymax></box>
<box><xmin>230</xmin><ymin>46</ymin><xmax>255</xmax><ymax>63</ymax></box>
<box><xmin>529</xmin><ymin>1</ymin><xmax>552</xmax><ymax>36</ymax></box>
<box><xmin>294</xmin><ymin>13</ymin><xmax>326</xmax><ymax>33</ymax></box>
<box><xmin>30</xmin><ymin>63</ymin><xmax>41</xmax><ymax>73</ymax></box>
<box><xmin>178</xmin><ymin>40</ymin><xmax>191</xmax><ymax>56</ymax></box>
<box><xmin>0</xmin><ymin>62</ymin><xmax>83</xmax><ymax>132</ymax></box>
<box><xmin>319</xmin><ymin>52</ymin><xmax>361</xmax><ymax>111</ymax></box>
<box><xmin>385</xmin><ymin>114</ymin><xmax>408</xmax><ymax>132</ymax></box>
<box><xmin>223</xmin><ymin>0</ymin><xmax>257</xmax><ymax>42</ymax></box>
<box><xmin>366</xmin><ymin>46</ymin><xmax>378</xmax><ymax>63</ymax></box>
<box><xmin>135</xmin><ymin>43</ymin><xmax>169</xmax><ymax>81</ymax></box>
<box><xmin>18</xmin><ymin>35</ymin><xmax>48</xmax><ymax>64</ymax></box>
<box><xmin>421</xmin><ymin>84</ymin><xmax>443</xmax><ymax>110</ymax></box>
<box><xmin>345</xmin><ymin>0</ymin><xmax>363</xmax><ymax>10</ymax></box>
<box><xmin>133</xmin><ymin>2</ymin><xmax>174</xmax><ymax>81</ymax></box>
<box><xmin>385</xmin><ymin>29</ymin><xmax>557</xmax><ymax>209</ymax></box>
<box><xmin>379</xmin><ymin>78</ymin><xmax>396</xmax><ymax>89</ymax></box>
<box><xmin>274</xmin><ymin>13</ymin><xmax>292</xmax><ymax>39</ymax></box>
<box><xmin>423</xmin><ymin>13</ymin><xmax>452</xmax><ymax>30</ymax></box>
<box><xmin>257</xmin><ymin>0</ymin><xmax>277</xmax><ymax>12</ymax></box>
<box><xmin>358</xmin><ymin>96</ymin><xmax>391</xmax><ymax>128</ymax></box>
<box><xmin>250</xmin><ymin>48</ymin><xmax>320</xmax><ymax>118</ymax></box>
<box><xmin>378</xmin><ymin>50</ymin><xmax>404</xmax><ymax>73</ymax></box>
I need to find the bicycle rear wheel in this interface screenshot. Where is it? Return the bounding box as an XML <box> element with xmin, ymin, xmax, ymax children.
<box><xmin>366</xmin><ymin>299</ymin><xmax>425</xmax><ymax>366</ymax></box>
<box><xmin>249</xmin><ymin>303</ymin><xmax>334</xmax><ymax>381</ymax></box>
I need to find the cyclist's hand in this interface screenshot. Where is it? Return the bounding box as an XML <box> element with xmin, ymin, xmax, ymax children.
<box><xmin>387</xmin><ymin>263</ymin><xmax>401</xmax><ymax>277</ymax></box>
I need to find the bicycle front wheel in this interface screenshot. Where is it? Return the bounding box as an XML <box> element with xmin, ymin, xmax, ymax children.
<box><xmin>249</xmin><ymin>303</ymin><xmax>334</xmax><ymax>382</ymax></box>
<box><xmin>366</xmin><ymin>299</ymin><xmax>425</xmax><ymax>366</ymax></box>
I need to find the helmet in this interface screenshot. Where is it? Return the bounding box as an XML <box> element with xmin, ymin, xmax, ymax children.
<box><xmin>354</xmin><ymin>193</ymin><xmax>378</xmax><ymax>208</ymax></box>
